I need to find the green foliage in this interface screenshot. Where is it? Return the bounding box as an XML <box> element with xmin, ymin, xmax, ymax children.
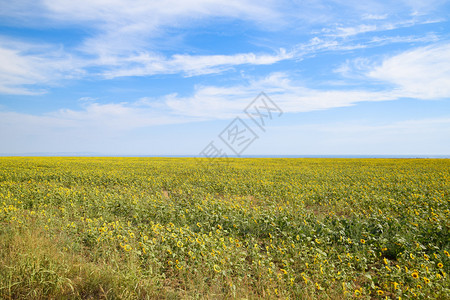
<box><xmin>0</xmin><ymin>157</ymin><xmax>449</xmax><ymax>299</ymax></box>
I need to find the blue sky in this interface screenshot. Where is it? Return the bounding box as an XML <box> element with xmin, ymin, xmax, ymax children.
<box><xmin>0</xmin><ymin>0</ymin><xmax>449</xmax><ymax>155</ymax></box>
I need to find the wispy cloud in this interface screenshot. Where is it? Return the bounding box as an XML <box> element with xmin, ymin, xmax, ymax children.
<box><xmin>334</xmin><ymin>42</ymin><xmax>450</xmax><ymax>100</ymax></box>
<box><xmin>102</xmin><ymin>49</ymin><xmax>292</xmax><ymax>78</ymax></box>
<box><xmin>3</xmin><ymin>39</ymin><xmax>450</xmax><ymax>130</ymax></box>
<box><xmin>362</xmin><ymin>13</ymin><xmax>388</xmax><ymax>20</ymax></box>
<box><xmin>368</xmin><ymin>33</ymin><xmax>440</xmax><ymax>45</ymax></box>
<box><xmin>368</xmin><ymin>43</ymin><xmax>450</xmax><ymax>99</ymax></box>
<box><xmin>0</xmin><ymin>37</ymin><xmax>85</xmax><ymax>94</ymax></box>
<box><xmin>38</xmin><ymin>0</ymin><xmax>282</xmax><ymax>57</ymax></box>
<box><xmin>321</xmin><ymin>17</ymin><xmax>443</xmax><ymax>38</ymax></box>
<box><xmin>0</xmin><ymin>0</ymin><xmax>448</xmax><ymax>95</ymax></box>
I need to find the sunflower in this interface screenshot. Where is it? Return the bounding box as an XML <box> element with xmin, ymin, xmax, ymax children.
<box><xmin>411</xmin><ymin>272</ymin><xmax>419</xmax><ymax>279</ymax></box>
<box><xmin>377</xmin><ymin>290</ymin><xmax>384</xmax><ymax>295</ymax></box>
<box><xmin>437</xmin><ymin>262</ymin><xmax>443</xmax><ymax>268</ymax></box>
<box><xmin>423</xmin><ymin>277</ymin><xmax>430</xmax><ymax>284</ymax></box>
<box><xmin>360</xmin><ymin>239</ymin><xmax>366</xmax><ymax>244</ymax></box>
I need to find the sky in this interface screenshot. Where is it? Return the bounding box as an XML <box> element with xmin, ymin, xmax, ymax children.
<box><xmin>0</xmin><ymin>0</ymin><xmax>449</xmax><ymax>156</ymax></box>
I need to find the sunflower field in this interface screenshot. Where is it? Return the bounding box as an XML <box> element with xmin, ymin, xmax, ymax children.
<box><xmin>0</xmin><ymin>157</ymin><xmax>449</xmax><ymax>299</ymax></box>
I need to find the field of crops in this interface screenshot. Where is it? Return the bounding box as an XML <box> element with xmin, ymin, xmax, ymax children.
<box><xmin>0</xmin><ymin>157</ymin><xmax>449</xmax><ymax>299</ymax></box>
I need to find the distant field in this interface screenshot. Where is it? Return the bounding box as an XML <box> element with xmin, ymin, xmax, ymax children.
<box><xmin>0</xmin><ymin>157</ymin><xmax>449</xmax><ymax>299</ymax></box>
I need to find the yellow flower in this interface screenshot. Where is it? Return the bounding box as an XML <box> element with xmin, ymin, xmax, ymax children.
<box><xmin>410</xmin><ymin>253</ymin><xmax>414</xmax><ymax>259</ymax></box>
<box><xmin>417</xmin><ymin>284</ymin><xmax>422</xmax><ymax>289</ymax></box>
<box><xmin>393</xmin><ymin>282</ymin><xmax>399</xmax><ymax>290</ymax></box>
<box><xmin>360</xmin><ymin>239</ymin><xmax>366</xmax><ymax>244</ymax></box>
<box><xmin>423</xmin><ymin>277</ymin><xmax>430</xmax><ymax>284</ymax></box>
<box><xmin>196</xmin><ymin>222</ymin><xmax>201</xmax><ymax>228</ymax></box>
<box><xmin>437</xmin><ymin>263</ymin><xmax>443</xmax><ymax>268</ymax></box>
<box><xmin>377</xmin><ymin>290</ymin><xmax>384</xmax><ymax>295</ymax></box>
<box><xmin>384</xmin><ymin>258</ymin><xmax>388</xmax><ymax>265</ymax></box>
<box><xmin>177</xmin><ymin>241</ymin><xmax>183</xmax><ymax>247</ymax></box>
<box><xmin>124</xmin><ymin>244</ymin><xmax>132</xmax><ymax>252</ymax></box>
<box><xmin>354</xmin><ymin>290</ymin><xmax>361</xmax><ymax>297</ymax></box>
<box><xmin>213</xmin><ymin>264</ymin><xmax>221</xmax><ymax>272</ymax></box>
<box><xmin>411</xmin><ymin>272</ymin><xmax>419</xmax><ymax>279</ymax></box>
<box><xmin>424</xmin><ymin>254</ymin><xmax>429</xmax><ymax>260</ymax></box>
<box><xmin>302</xmin><ymin>274</ymin><xmax>308</xmax><ymax>283</ymax></box>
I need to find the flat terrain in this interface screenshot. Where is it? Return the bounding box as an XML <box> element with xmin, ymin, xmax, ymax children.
<box><xmin>0</xmin><ymin>157</ymin><xmax>449</xmax><ymax>299</ymax></box>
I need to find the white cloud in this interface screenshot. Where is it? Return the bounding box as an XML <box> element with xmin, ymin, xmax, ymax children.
<box><xmin>37</xmin><ymin>0</ymin><xmax>281</xmax><ymax>57</ymax></box>
<box><xmin>103</xmin><ymin>49</ymin><xmax>292</xmax><ymax>78</ymax></box>
<box><xmin>50</xmin><ymin>102</ymin><xmax>195</xmax><ymax>130</ymax></box>
<box><xmin>368</xmin><ymin>43</ymin><xmax>450</xmax><ymax>99</ymax></box>
<box><xmin>362</xmin><ymin>14</ymin><xmax>388</xmax><ymax>20</ymax></box>
<box><xmin>0</xmin><ymin>0</ymin><xmax>290</xmax><ymax>94</ymax></box>
<box><xmin>368</xmin><ymin>33</ymin><xmax>439</xmax><ymax>45</ymax></box>
<box><xmin>321</xmin><ymin>16</ymin><xmax>444</xmax><ymax>39</ymax></box>
<box><xmin>0</xmin><ymin>0</ymin><xmax>448</xmax><ymax>95</ymax></box>
<box><xmin>0</xmin><ymin>37</ymin><xmax>84</xmax><ymax>94</ymax></box>
<box><xmin>0</xmin><ymin>34</ymin><xmax>292</xmax><ymax>92</ymax></box>
<box><xmin>1</xmin><ymin>66</ymin><xmax>449</xmax><ymax>154</ymax></box>
<box><xmin>3</xmin><ymin>55</ymin><xmax>448</xmax><ymax>132</ymax></box>
<box><xmin>0</xmin><ymin>72</ymin><xmax>395</xmax><ymax>134</ymax></box>
<box><xmin>153</xmin><ymin>72</ymin><xmax>397</xmax><ymax>119</ymax></box>
<box><xmin>333</xmin><ymin>43</ymin><xmax>450</xmax><ymax>100</ymax></box>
